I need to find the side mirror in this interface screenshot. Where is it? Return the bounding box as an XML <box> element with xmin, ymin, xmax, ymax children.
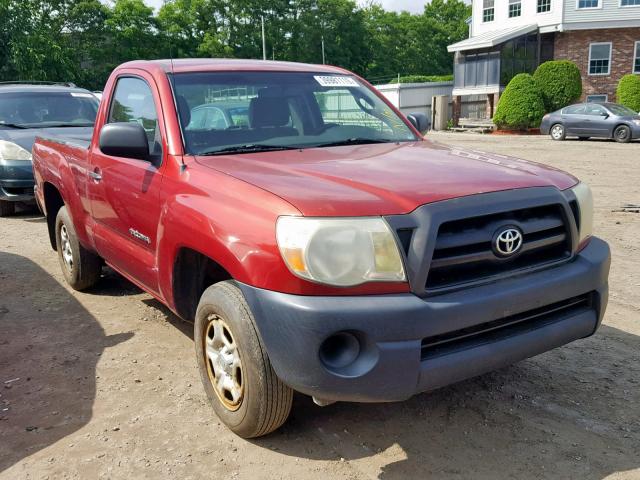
<box><xmin>99</xmin><ymin>122</ymin><xmax>150</xmax><ymax>161</ymax></box>
<box><xmin>600</xmin><ymin>112</ymin><xmax>609</xmax><ymax>118</ymax></box>
<box><xmin>407</xmin><ymin>112</ymin><xmax>430</xmax><ymax>134</ymax></box>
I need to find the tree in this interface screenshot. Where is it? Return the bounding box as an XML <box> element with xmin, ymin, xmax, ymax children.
<box><xmin>0</xmin><ymin>0</ymin><xmax>470</xmax><ymax>90</ymax></box>
<box><xmin>617</xmin><ymin>74</ymin><xmax>640</xmax><ymax>113</ymax></box>
<box><xmin>494</xmin><ymin>73</ymin><xmax>545</xmax><ymax>130</ymax></box>
<box><xmin>533</xmin><ymin>60</ymin><xmax>582</xmax><ymax>112</ymax></box>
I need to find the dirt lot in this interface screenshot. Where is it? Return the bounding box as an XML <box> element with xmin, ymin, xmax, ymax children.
<box><xmin>1</xmin><ymin>133</ymin><xmax>639</xmax><ymax>480</ymax></box>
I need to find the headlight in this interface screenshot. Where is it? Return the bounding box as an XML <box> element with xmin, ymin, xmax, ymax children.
<box><xmin>0</xmin><ymin>140</ymin><xmax>32</xmax><ymax>161</ymax></box>
<box><xmin>570</xmin><ymin>182</ymin><xmax>593</xmax><ymax>246</ymax></box>
<box><xmin>276</xmin><ymin>216</ymin><xmax>406</xmax><ymax>287</ymax></box>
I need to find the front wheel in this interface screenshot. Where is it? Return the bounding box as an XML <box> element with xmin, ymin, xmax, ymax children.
<box><xmin>55</xmin><ymin>206</ymin><xmax>102</xmax><ymax>290</ymax></box>
<box><xmin>195</xmin><ymin>281</ymin><xmax>293</xmax><ymax>438</ymax></box>
<box><xmin>550</xmin><ymin>124</ymin><xmax>565</xmax><ymax>141</ymax></box>
<box><xmin>613</xmin><ymin>125</ymin><xmax>631</xmax><ymax>143</ymax></box>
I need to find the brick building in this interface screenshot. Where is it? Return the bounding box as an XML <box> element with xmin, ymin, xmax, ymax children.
<box><xmin>447</xmin><ymin>0</ymin><xmax>640</xmax><ymax>122</ymax></box>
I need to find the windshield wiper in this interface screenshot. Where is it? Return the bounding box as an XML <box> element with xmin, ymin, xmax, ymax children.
<box><xmin>38</xmin><ymin>123</ymin><xmax>94</xmax><ymax>128</ymax></box>
<box><xmin>199</xmin><ymin>144</ymin><xmax>299</xmax><ymax>156</ymax></box>
<box><xmin>314</xmin><ymin>138</ymin><xmax>397</xmax><ymax>148</ymax></box>
<box><xmin>0</xmin><ymin>122</ymin><xmax>29</xmax><ymax>129</ymax></box>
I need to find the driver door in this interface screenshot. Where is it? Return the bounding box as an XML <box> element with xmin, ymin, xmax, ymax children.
<box><xmin>88</xmin><ymin>74</ymin><xmax>166</xmax><ymax>294</ymax></box>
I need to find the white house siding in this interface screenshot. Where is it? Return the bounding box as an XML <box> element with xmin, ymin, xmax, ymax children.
<box><xmin>375</xmin><ymin>82</ymin><xmax>455</xmax><ymax>118</ymax></box>
<box><xmin>471</xmin><ymin>0</ymin><xmax>563</xmax><ymax>37</ymax></box>
<box><xmin>562</xmin><ymin>0</ymin><xmax>640</xmax><ymax>28</ymax></box>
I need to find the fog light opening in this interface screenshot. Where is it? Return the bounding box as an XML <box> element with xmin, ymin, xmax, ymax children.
<box><xmin>319</xmin><ymin>332</ymin><xmax>361</xmax><ymax>370</ymax></box>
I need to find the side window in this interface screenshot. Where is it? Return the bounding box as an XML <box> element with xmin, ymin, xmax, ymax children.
<box><xmin>563</xmin><ymin>105</ymin><xmax>585</xmax><ymax>115</ymax></box>
<box><xmin>584</xmin><ymin>104</ymin><xmax>605</xmax><ymax>116</ymax></box>
<box><xmin>204</xmin><ymin>108</ymin><xmax>228</xmax><ymax>130</ymax></box>
<box><xmin>108</xmin><ymin>77</ymin><xmax>162</xmax><ymax>158</ymax></box>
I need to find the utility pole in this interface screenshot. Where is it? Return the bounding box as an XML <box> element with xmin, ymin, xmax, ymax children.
<box><xmin>261</xmin><ymin>16</ymin><xmax>266</xmax><ymax>61</ymax></box>
<box><xmin>321</xmin><ymin>35</ymin><xmax>326</xmax><ymax>64</ymax></box>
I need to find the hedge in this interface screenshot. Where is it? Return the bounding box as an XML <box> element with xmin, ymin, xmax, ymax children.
<box><xmin>533</xmin><ymin>60</ymin><xmax>582</xmax><ymax>112</ymax></box>
<box><xmin>617</xmin><ymin>74</ymin><xmax>640</xmax><ymax>113</ymax></box>
<box><xmin>493</xmin><ymin>73</ymin><xmax>546</xmax><ymax>130</ymax></box>
<box><xmin>389</xmin><ymin>74</ymin><xmax>454</xmax><ymax>84</ymax></box>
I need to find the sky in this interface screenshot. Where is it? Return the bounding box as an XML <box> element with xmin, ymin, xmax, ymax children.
<box><xmin>142</xmin><ymin>0</ymin><xmax>429</xmax><ymax>14</ymax></box>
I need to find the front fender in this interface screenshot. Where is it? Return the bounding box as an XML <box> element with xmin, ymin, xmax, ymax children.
<box><xmin>154</xmin><ymin>177</ymin><xmax>301</xmax><ymax>310</ymax></box>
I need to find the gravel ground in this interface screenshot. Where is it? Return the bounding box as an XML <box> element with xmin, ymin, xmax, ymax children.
<box><xmin>1</xmin><ymin>132</ymin><xmax>639</xmax><ymax>479</ymax></box>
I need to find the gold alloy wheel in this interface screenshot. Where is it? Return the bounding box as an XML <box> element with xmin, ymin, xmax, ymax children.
<box><xmin>203</xmin><ymin>314</ymin><xmax>244</xmax><ymax>411</ymax></box>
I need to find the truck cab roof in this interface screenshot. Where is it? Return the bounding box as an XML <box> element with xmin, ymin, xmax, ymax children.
<box><xmin>118</xmin><ymin>58</ymin><xmax>349</xmax><ymax>75</ymax></box>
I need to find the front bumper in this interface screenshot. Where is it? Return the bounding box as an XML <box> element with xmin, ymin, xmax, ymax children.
<box><xmin>240</xmin><ymin>237</ymin><xmax>610</xmax><ymax>403</ymax></box>
<box><xmin>0</xmin><ymin>159</ymin><xmax>35</xmax><ymax>202</ymax></box>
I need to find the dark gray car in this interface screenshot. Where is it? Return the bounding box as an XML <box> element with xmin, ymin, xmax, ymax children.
<box><xmin>0</xmin><ymin>83</ymin><xmax>99</xmax><ymax>216</ymax></box>
<box><xmin>540</xmin><ymin>102</ymin><xmax>640</xmax><ymax>143</ymax></box>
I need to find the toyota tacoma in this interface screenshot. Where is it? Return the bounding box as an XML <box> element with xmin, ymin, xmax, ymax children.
<box><xmin>32</xmin><ymin>59</ymin><xmax>610</xmax><ymax>438</ymax></box>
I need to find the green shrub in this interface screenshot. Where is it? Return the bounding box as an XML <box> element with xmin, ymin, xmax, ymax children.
<box><xmin>617</xmin><ymin>74</ymin><xmax>640</xmax><ymax>113</ymax></box>
<box><xmin>390</xmin><ymin>74</ymin><xmax>454</xmax><ymax>84</ymax></box>
<box><xmin>533</xmin><ymin>60</ymin><xmax>582</xmax><ymax>112</ymax></box>
<box><xmin>493</xmin><ymin>73</ymin><xmax>545</xmax><ymax>130</ymax></box>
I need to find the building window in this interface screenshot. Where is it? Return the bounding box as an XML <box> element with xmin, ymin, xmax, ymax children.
<box><xmin>588</xmin><ymin>43</ymin><xmax>611</xmax><ymax>75</ymax></box>
<box><xmin>586</xmin><ymin>94</ymin><xmax>608</xmax><ymax>102</ymax></box>
<box><xmin>577</xmin><ymin>0</ymin><xmax>599</xmax><ymax>8</ymax></box>
<box><xmin>509</xmin><ymin>0</ymin><xmax>522</xmax><ymax>16</ymax></box>
<box><xmin>621</xmin><ymin>0</ymin><xmax>640</xmax><ymax>5</ymax></box>
<box><xmin>483</xmin><ymin>0</ymin><xmax>495</xmax><ymax>21</ymax></box>
<box><xmin>635</xmin><ymin>42</ymin><xmax>640</xmax><ymax>73</ymax></box>
<box><xmin>537</xmin><ymin>0</ymin><xmax>552</xmax><ymax>11</ymax></box>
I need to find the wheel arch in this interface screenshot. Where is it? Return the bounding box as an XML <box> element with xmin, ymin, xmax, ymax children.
<box><xmin>43</xmin><ymin>182</ymin><xmax>65</xmax><ymax>251</ymax></box>
<box><xmin>171</xmin><ymin>247</ymin><xmax>233</xmax><ymax>322</ymax></box>
<box><xmin>611</xmin><ymin>123</ymin><xmax>631</xmax><ymax>138</ymax></box>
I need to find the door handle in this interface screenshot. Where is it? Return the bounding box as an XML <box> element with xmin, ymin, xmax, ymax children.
<box><xmin>89</xmin><ymin>169</ymin><xmax>102</xmax><ymax>182</ymax></box>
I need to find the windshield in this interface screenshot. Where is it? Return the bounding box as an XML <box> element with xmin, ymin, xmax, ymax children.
<box><xmin>172</xmin><ymin>72</ymin><xmax>418</xmax><ymax>155</ymax></box>
<box><xmin>606</xmin><ymin>104</ymin><xmax>638</xmax><ymax>116</ymax></box>
<box><xmin>0</xmin><ymin>91</ymin><xmax>99</xmax><ymax>128</ymax></box>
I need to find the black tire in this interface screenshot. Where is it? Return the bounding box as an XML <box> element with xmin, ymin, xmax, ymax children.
<box><xmin>578</xmin><ymin>136</ymin><xmax>590</xmax><ymax>141</ymax></box>
<box><xmin>55</xmin><ymin>206</ymin><xmax>102</xmax><ymax>290</ymax></box>
<box><xmin>194</xmin><ymin>281</ymin><xmax>293</xmax><ymax>438</ymax></box>
<box><xmin>0</xmin><ymin>200</ymin><xmax>15</xmax><ymax>217</ymax></box>
<box><xmin>550</xmin><ymin>124</ymin><xmax>566</xmax><ymax>141</ymax></box>
<box><xmin>613</xmin><ymin>125</ymin><xmax>631</xmax><ymax>143</ymax></box>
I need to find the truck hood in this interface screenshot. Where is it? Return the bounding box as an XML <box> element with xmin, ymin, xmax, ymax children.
<box><xmin>194</xmin><ymin>140</ymin><xmax>578</xmax><ymax>216</ymax></box>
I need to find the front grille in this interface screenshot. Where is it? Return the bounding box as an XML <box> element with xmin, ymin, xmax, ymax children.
<box><xmin>426</xmin><ymin>204</ymin><xmax>571</xmax><ymax>291</ymax></box>
<box><xmin>420</xmin><ymin>293</ymin><xmax>593</xmax><ymax>360</ymax></box>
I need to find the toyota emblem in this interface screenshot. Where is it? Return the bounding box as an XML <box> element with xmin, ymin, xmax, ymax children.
<box><xmin>493</xmin><ymin>226</ymin><xmax>523</xmax><ymax>257</ymax></box>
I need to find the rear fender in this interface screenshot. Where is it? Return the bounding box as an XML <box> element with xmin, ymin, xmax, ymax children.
<box><xmin>33</xmin><ymin>141</ymin><xmax>93</xmax><ymax>250</ymax></box>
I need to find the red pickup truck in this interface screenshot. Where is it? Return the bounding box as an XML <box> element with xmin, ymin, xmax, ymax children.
<box><xmin>33</xmin><ymin>59</ymin><xmax>610</xmax><ymax>438</ymax></box>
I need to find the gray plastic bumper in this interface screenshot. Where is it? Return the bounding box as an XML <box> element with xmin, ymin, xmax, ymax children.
<box><xmin>239</xmin><ymin>237</ymin><xmax>610</xmax><ymax>403</ymax></box>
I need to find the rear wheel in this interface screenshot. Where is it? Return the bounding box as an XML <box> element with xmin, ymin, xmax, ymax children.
<box><xmin>0</xmin><ymin>200</ymin><xmax>15</xmax><ymax>217</ymax></box>
<box><xmin>550</xmin><ymin>124</ymin><xmax>565</xmax><ymax>141</ymax></box>
<box><xmin>55</xmin><ymin>206</ymin><xmax>102</xmax><ymax>290</ymax></box>
<box><xmin>613</xmin><ymin>125</ymin><xmax>631</xmax><ymax>143</ymax></box>
<box><xmin>195</xmin><ymin>281</ymin><xmax>293</xmax><ymax>438</ymax></box>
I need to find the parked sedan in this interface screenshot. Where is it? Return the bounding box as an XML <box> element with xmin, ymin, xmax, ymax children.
<box><xmin>0</xmin><ymin>83</ymin><xmax>99</xmax><ymax>216</ymax></box>
<box><xmin>540</xmin><ymin>102</ymin><xmax>640</xmax><ymax>143</ymax></box>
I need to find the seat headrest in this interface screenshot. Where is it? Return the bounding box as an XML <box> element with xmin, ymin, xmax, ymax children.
<box><xmin>249</xmin><ymin>96</ymin><xmax>290</xmax><ymax>128</ymax></box>
<box><xmin>176</xmin><ymin>95</ymin><xmax>191</xmax><ymax>127</ymax></box>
